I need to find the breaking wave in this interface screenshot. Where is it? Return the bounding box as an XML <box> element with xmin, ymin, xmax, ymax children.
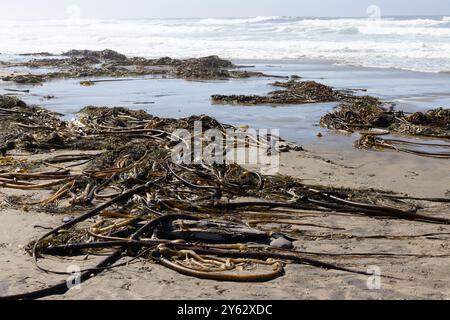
<box><xmin>1</xmin><ymin>16</ymin><xmax>450</xmax><ymax>72</ymax></box>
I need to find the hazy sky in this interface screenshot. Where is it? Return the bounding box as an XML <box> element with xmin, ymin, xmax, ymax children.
<box><xmin>1</xmin><ymin>0</ymin><xmax>449</xmax><ymax>20</ymax></box>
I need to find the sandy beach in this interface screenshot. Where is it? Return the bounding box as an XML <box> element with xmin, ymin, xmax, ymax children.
<box><xmin>0</xmin><ymin>49</ymin><xmax>449</xmax><ymax>300</ymax></box>
<box><xmin>1</xmin><ymin>146</ymin><xmax>449</xmax><ymax>300</ymax></box>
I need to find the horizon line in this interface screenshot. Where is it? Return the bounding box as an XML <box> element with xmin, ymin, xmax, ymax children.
<box><xmin>1</xmin><ymin>14</ymin><xmax>449</xmax><ymax>22</ymax></box>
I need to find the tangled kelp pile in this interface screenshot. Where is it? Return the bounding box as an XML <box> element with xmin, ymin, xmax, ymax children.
<box><xmin>0</xmin><ymin>95</ymin><xmax>67</xmax><ymax>153</ymax></box>
<box><xmin>0</xmin><ymin>95</ymin><xmax>225</xmax><ymax>153</ymax></box>
<box><xmin>1</xmin><ymin>96</ymin><xmax>450</xmax><ymax>300</ymax></box>
<box><xmin>212</xmin><ymin>80</ymin><xmax>342</xmax><ymax>105</ymax></box>
<box><xmin>321</xmin><ymin>97</ymin><xmax>449</xmax><ymax>139</ymax></box>
<box><xmin>320</xmin><ymin>96</ymin><xmax>393</xmax><ymax>130</ymax></box>
<box><xmin>0</xmin><ymin>95</ymin><xmax>299</xmax><ymax>156</ymax></box>
<box><xmin>0</xmin><ymin>49</ymin><xmax>283</xmax><ymax>84</ymax></box>
<box><xmin>323</xmin><ymin>99</ymin><xmax>450</xmax><ymax>157</ymax></box>
<box><xmin>390</xmin><ymin>108</ymin><xmax>450</xmax><ymax>138</ymax></box>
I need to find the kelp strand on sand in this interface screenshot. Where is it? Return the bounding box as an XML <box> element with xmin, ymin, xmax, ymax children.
<box><xmin>1</xmin><ymin>97</ymin><xmax>449</xmax><ymax>300</ymax></box>
<box><xmin>355</xmin><ymin>135</ymin><xmax>450</xmax><ymax>158</ymax></box>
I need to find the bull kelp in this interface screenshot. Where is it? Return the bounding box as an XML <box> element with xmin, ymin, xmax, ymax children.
<box><xmin>1</xmin><ymin>96</ymin><xmax>449</xmax><ymax>300</ymax></box>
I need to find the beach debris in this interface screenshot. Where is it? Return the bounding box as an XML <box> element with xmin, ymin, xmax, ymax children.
<box><xmin>172</xmin><ymin>55</ymin><xmax>234</xmax><ymax>79</ymax></box>
<box><xmin>1</xmin><ymin>99</ymin><xmax>449</xmax><ymax>299</ymax></box>
<box><xmin>1</xmin><ymin>74</ymin><xmax>45</xmax><ymax>85</ymax></box>
<box><xmin>321</xmin><ymin>97</ymin><xmax>449</xmax><ymax>139</ymax></box>
<box><xmin>19</xmin><ymin>52</ymin><xmax>54</xmax><ymax>57</ymax></box>
<box><xmin>62</xmin><ymin>216</ymin><xmax>75</xmax><ymax>223</ymax></box>
<box><xmin>0</xmin><ymin>95</ymin><xmax>66</xmax><ymax>153</ymax></box>
<box><xmin>355</xmin><ymin>134</ymin><xmax>450</xmax><ymax>158</ymax></box>
<box><xmin>320</xmin><ymin>95</ymin><xmax>394</xmax><ymax>131</ymax></box>
<box><xmin>0</xmin><ymin>50</ymin><xmax>282</xmax><ymax>83</ymax></box>
<box><xmin>0</xmin><ymin>156</ymin><xmax>20</xmax><ymax>166</ymax></box>
<box><xmin>320</xmin><ymin>92</ymin><xmax>449</xmax><ymax>155</ymax></box>
<box><xmin>0</xmin><ymin>95</ymin><xmax>302</xmax><ymax>156</ymax></box>
<box><xmin>357</xmin><ymin>128</ymin><xmax>390</xmax><ymax>136</ymax></box>
<box><xmin>4</xmin><ymin>89</ymin><xmax>30</xmax><ymax>93</ymax></box>
<box><xmin>389</xmin><ymin>108</ymin><xmax>450</xmax><ymax>138</ymax></box>
<box><xmin>212</xmin><ymin>80</ymin><xmax>342</xmax><ymax>105</ymax></box>
<box><xmin>80</xmin><ymin>80</ymin><xmax>95</xmax><ymax>86</ymax></box>
<box><xmin>64</xmin><ymin>49</ymin><xmax>128</xmax><ymax>61</ymax></box>
<box><xmin>270</xmin><ymin>236</ymin><xmax>294</xmax><ymax>250</ymax></box>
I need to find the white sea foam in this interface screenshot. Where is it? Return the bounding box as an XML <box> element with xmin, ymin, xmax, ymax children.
<box><xmin>1</xmin><ymin>16</ymin><xmax>450</xmax><ymax>72</ymax></box>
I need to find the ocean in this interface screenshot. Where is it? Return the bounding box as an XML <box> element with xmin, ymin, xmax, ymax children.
<box><xmin>1</xmin><ymin>16</ymin><xmax>450</xmax><ymax>73</ymax></box>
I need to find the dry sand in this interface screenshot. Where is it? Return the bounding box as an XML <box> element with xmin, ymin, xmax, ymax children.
<box><xmin>0</xmin><ymin>147</ymin><xmax>449</xmax><ymax>300</ymax></box>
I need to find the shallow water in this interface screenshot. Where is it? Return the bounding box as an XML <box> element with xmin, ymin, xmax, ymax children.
<box><xmin>1</xmin><ymin>58</ymin><xmax>449</xmax><ymax>150</ymax></box>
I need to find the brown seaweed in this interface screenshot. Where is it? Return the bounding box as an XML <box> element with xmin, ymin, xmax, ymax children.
<box><xmin>212</xmin><ymin>80</ymin><xmax>341</xmax><ymax>105</ymax></box>
<box><xmin>1</xmin><ymin>49</ymin><xmax>282</xmax><ymax>83</ymax></box>
<box><xmin>321</xmin><ymin>99</ymin><xmax>449</xmax><ymax>139</ymax></box>
<box><xmin>355</xmin><ymin>134</ymin><xmax>450</xmax><ymax>158</ymax></box>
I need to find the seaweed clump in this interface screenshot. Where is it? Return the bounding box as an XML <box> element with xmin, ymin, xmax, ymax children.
<box><xmin>1</xmin><ymin>50</ymin><xmax>280</xmax><ymax>83</ymax></box>
<box><xmin>63</xmin><ymin>49</ymin><xmax>128</xmax><ymax>61</ymax></box>
<box><xmin>320</xmin><ymin>96</ymin><xmax>397</xmax><ymax>131</ymax></box>
<box><xmin>390</xmin><ymin>108</ymin><xmax>449</xmax><ymax>138</ymax></box>
<box><xmin>1</xmin><ymin>74</ymin><xmax>45</xmax><ymax>84</ymax></box>
<box><xmin>321</xmin><ymin>98</ymin><xmax>449</xmax><ymax>138</ymax></box>
<box><xmin>173</xmin><ymin>56</ymin><xmax>234</xmax><ymax>79</ymax></box>
<box><xmin>0</xmin><ymin>95</ymin><xmax>66</xmax><ymax>153</ymax></box>
<box><xmin>212</xmin><ymin>80</ymin><xmax>341</xmax><ymax>105</ymax></box>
